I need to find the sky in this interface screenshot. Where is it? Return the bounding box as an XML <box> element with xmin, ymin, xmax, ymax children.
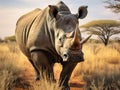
<box><xmin>0</xmin><ymin>0</ymin><xmax>120</xmax><ymax>39</ymax></box>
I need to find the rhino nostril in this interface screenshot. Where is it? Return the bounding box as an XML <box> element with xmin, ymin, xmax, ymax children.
<box><xmin>63</xmin><ymin>54</ymin><xmax>68</xmax><ymax>58</ymax></box>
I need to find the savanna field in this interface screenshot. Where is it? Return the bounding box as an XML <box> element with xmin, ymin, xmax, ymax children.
<box><xmin>0</xmin><ymin>41</ymin><xmax>120</xmax><ymax>90</ymax></box>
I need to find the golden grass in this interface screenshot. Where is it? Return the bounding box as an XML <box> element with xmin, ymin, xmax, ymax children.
<box><xmin>72</xmin><ymin>42</ymin><xmax>120</xmax><ymax>90</ymax></box>
<box><xmin>0</xmin><ymin>42</ymin><xmax>25</xmax><ymax>90</ymax></box>
<box><xmin>29</xmin><ymin>76</ymin><xmax>62</xmax><ymax>90</ymax></box>
<box><xmin>0</xmin><ymin>42</ymin><xmax>120</xmax><ymax>90</ymax></box>
<box><xmin>0</xmin><ymin>42</ymin><xmax>62</xmax><ymax>90</ymax></box>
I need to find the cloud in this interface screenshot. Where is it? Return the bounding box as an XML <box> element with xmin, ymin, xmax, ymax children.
<box><xmin>0</xmin><ymin>7</ymin><xmax>33</xmax><ymax>38</ymax></box>
<box><xmin>17</xmin><ymin>0</ymin><xmax>60</xmax><ymax>8</ymax></box>
<box><xmin>100</xmin><ymin>8</ymin><xmax>120</xmax><ymax>20</ymax></box>
<box><xmin>20</xmin><ymin>0</ymin><xmax>41</xmax><ymax>3</ymax></box>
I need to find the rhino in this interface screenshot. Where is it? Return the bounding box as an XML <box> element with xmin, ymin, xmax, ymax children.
<box><xmin>15</xmin><ymin>1</ymin><xmax>91</xmax><ymax>90</ymax></box>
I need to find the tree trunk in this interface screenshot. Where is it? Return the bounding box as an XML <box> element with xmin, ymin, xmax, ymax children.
<box><xmin>104</xmin><ymin>36</ymin><xmax>109</xmax><ymax>46</ymax></box>
<box><xmin>104</xmin><ymin>41</ymin><xmax>108</xmax><ymax>46</ymax></box>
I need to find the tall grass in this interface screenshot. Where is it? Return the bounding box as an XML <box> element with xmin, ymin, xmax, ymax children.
<box><xmin>29</xmin><ymin>74</ymin><xmax>62</xmax><ymax>90</ymax></box>
<box><xmin>0</xmin><ymin>42</ymin><xmax>120</xmax><ymax>90</ymax></box>
<box><xmin>73</xmin><ymin>42</ymin><xmax>120</xmax><ymax>90</ymax></box>
<box><xmin>0</xmin><ymin>42</ymin><xmax>62</xmax><ymax>90</ymax></box>
<box><xmin>0</xmin><ymin>42</ymin><xmax>25</xmax><ymax>90</ymax></box>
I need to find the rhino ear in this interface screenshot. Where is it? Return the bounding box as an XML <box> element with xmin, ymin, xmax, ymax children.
<box><xmin>76</xmin><ymin>6</ymin><xmax>88</xmax><ymax>19</ymax></box>
<box><xmin>49</xmin><ymin>5</ymin><xmax>58</xmax><ymax>18</ymax></box>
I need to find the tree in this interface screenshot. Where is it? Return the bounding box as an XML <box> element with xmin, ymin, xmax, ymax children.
<box><xmin>104</xmin><ymin>0</ymin><xmax>120</xmax><ymax>13</ymax></box>
<box><xmin>4</xmin><ymin>35</ymin><xmax>16</xmax><ymax>42</ymax></box>
<box><xmin>0</xmin><ymin>38</ymin><xmax>3</xmax><ymax>43</ymax></box>
<box><xmin>81</xmin><ymin>20</ymin><xmax>120</xmax><ymax>46</ymax></box>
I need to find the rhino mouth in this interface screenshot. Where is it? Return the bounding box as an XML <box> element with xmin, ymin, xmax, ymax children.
<box><xmin>68</xmin><ymin>54</ymin><xmax>84</xmax><ymax>62</ymax></box>
<box><xmin>62</xmin><ymin>50</ymin><xmax>84</xmax><ymax>62</ymax></box>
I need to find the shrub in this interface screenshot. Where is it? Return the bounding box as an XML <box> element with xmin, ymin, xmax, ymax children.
<box><xmin>4</xmin><ymin>35</ymin><xmax>16</xmax><ymax>42</ymax></box>
<box><xmin>29</xmin><ymin>77</ymin><xmax>62</xmax><ymax>90</ymax></box>
<box><xmin>0</xmin><ymin>43</ymin><xmax>24</xmax><ymax>90</ymax></box>
<box><xmin>73</xmin><ymin>43</ymin><xmax>120</xmax><ymax>90</ymax></box>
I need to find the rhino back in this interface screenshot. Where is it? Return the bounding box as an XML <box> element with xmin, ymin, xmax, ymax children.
<box><xmin>16</xmin><ymin>8</ymin><xmax>57</xmax><ymax>60</ymax></box>
<box><xmin>15</xmin><ymin>8</ymin><xmax>41</xmax><ymax>57</ymax></box>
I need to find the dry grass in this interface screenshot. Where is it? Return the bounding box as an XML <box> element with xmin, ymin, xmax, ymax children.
<box><xmin>73</xmin><ymin>42</ymin><xmax>120</xmax><ymax>90</ymax></box>
<box><xmin>0</xmin><ymin>42</ymin><xmax>24</xmax><ymax>90</ymax></box>
<box><xmin>0</xmin><ymin>42</ymin><xmax>62</xmax><ymax>90</ymax></box>
<box><xmin>29</xmin><ymin>75</ymin><xmax>62</xmax><ymax>90</ymax></box>
<box><xmin>0</xmin><ymin>42</ymin><xmax>120</xmax><ymax>90</ymax></box>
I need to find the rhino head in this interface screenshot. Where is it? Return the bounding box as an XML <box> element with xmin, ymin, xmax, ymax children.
<box><xmin>55</xmin><ymin>24</ymin><xmax>91</xmax><ymax>62</ymax></box>
<box><xmin>48</xmin><ymin>2</ymin><xmax>91</xmax><ymax>62</ymax></box>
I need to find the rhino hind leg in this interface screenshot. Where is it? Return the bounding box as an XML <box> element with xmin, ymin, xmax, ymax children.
<box><xmin>30</xmin><ymin>51</ymin><xmax>55</xmax><ymax>82</ymax></box>
<box><xmin>62</xmin><ymin>86</ymin><xmax>70</xmax><ymax>90</ymax></box>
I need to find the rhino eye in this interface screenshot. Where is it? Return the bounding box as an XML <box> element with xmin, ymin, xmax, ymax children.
<box><xmin>59</xmin><ymin>35</ymin><xmax>66</xmax><ymax>42</ymax></box>
<box><xmin>58</xmin><ymin>38</ymin><xmax>63</xmax><ymax>47</ymax></box>
<box><xmin>59</xmin><ymin>38</ymin><xmax>61</xmax><ymax>41</ymax></box>
<box><xmin>59</xmin><ymin>37</ymin><xmax>63</xmax><ymax>43</ymax></box>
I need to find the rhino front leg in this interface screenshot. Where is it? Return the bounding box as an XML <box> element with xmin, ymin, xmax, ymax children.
<box><xmin>59</xmin><ymin>62</ymin><xmax>77</xmax><ymax>90</ymax></box>
<box><xmin>28</xmin><ymin>59</ymin><xmax>40</xmax><ymax>80</ymax></box>
<box><xmin>30</xmin><ymin>51</ymin><xmax>55</xmax><ymax>81</ymax></box>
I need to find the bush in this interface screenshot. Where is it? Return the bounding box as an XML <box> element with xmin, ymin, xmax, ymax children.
<box><xmin>0</xmin><ymin>38</ymin><xmax>3</xmax><ymax>43</ymax></box>
<box><xmin>4</xmin><ymin>35</ymin><xmax>16</xmax><ymax>42</ymax></box>
<box><xmin>0</xmin><ymin>43</ymin><xmax>62</xmax><ymax>90</ymax></box>
<box><xmin>0</xmin><ymin>43</ymin><xmax>24</xmax><ymax>90</ymax></box>
<box><xmin>29</xmin><ymin>76</ymin><xmax>62</xmax><ymax>90</ymax></box>
<box><xmin>73</xmin><ymin>43</ymin><xmax>120</xmax><ymax>90</ymax></box>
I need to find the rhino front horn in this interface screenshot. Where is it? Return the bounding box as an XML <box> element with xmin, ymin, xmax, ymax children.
<box><xmin>80</xmin><ymin>35</ymin><xmax>92</xmax><ymax>44</ymax></box>
<box><xmin>71</xmin><ymin>25</ymin><xmax>80</xmax><ymax>47</ymax></box>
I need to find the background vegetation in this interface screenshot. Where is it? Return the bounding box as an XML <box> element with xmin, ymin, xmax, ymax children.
<box><xmin>81</xmin><ymin>20</ymin><xmax>120</xmax><ymax>46</ymax></box>
<box><xmin>104</xmin><ymin>0</ymin><xmax>120</xmax><ymax>13</ymax></box>
<box><xmin>0</xmin><ymin>38</ymin><xmax>120</xmax><ymax>90</ymax></box>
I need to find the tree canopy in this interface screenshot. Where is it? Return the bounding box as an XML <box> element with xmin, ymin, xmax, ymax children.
<box><xmin>104</xmin><ymin>0</ymin><xmax>120</xmax><ymax>13</ymax></box>
<box><xmin>80</xmin><ymin>20</ymin><xmax>120</xmax><ymax>46</ymax></box>
<box><xmin>81</xmin><ymin>20</ymin><xmax>120</xmax><ymax>28</ymax></box>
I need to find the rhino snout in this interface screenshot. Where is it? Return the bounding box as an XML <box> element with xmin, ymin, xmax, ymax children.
<box><xmin>62</xmin><ymin>53</ymin><xmax>69</xmax><ymax>62</ymax></box>
<box><xmin>62</xmin><ymin>50</ymin><xmax>84</xmax><ymax>62</ymax></box>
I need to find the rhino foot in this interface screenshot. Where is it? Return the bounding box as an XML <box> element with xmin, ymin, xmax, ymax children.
<box><xmin>62</xmin><ymin>86</ymin><xmax>70</xmax><ymax>90</ymax></box>
<box><xmin>35</xmin><ymin>76</ymin><xmax>40</xmax><ymax>81</ymax></box>
<box><xmin>52</xmin><ymin>79</ymin><xmax>56</xmax><ymax>83</ymax></box>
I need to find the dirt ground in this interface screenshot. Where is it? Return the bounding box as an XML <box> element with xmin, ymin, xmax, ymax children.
<box><xmin>15</xmin><ymin>63</ymin><xmax>85</xmax><ymax>90</ymax></box>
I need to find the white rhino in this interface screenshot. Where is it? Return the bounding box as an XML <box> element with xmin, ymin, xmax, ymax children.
<box><xmin>15</xmin><ymin>1</ymin><xmax>91</xmax><ymax>90</ymax></box>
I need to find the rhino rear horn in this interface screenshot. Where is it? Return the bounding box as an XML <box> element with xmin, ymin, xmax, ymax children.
<box><xmin>49</xmin><ymin>5</ymin><xmax>58</xmax><ymax>18</ymax></box>
<box><xmin>80</xmin><ymin>35</ymin><xmax>92</xmax><ymax>44</ymax></box>
<box><xmin>66</xmin><ymin>31</ymin><xmax>74</xmax><ymax>38</ymax></box>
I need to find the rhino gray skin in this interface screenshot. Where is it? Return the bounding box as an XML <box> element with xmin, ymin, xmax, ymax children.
<box><xmin>15</xmin><ymin>1</ymin><xmax>91</xmax><ymax>90</ymax></box>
